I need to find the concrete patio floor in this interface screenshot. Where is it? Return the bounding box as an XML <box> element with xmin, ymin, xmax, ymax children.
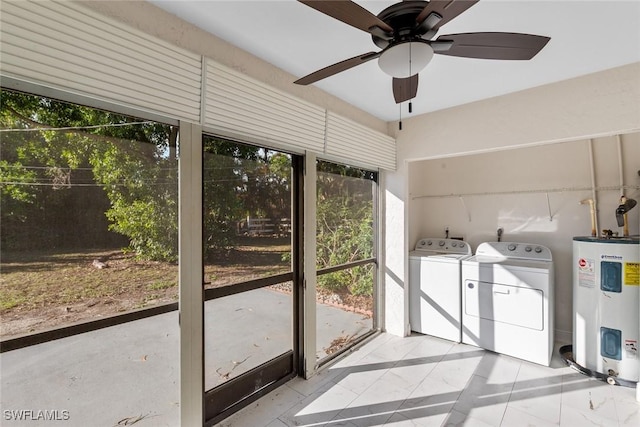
<box><xmin>0</xmin><ymin>288</ymin><xmax>370</xmax><ymax>426</ymax></box>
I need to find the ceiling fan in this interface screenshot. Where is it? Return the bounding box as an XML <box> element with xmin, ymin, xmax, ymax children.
<box><xmin>294</xmin><ymin>0</ymin><xmax>551</xmax><ymax>105</ymax></box>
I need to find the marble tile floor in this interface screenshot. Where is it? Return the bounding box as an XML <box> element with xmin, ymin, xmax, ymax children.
<box><xmin>216</xmin><ymin>333</ymin><xmax>640</xmax><ymax>427</ymax></box>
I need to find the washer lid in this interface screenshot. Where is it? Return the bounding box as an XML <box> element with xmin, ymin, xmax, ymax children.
<box><xmin>410</xmin><ymin>252</ymin><xmax>471</xmax><ymax>262</ymax></box>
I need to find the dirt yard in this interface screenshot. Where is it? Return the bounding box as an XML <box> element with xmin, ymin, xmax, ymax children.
<box><xmin>0</xmin><ymin>239</ymin><xmax>372</xmax><ymax>338</ymax></box>
<box><xmin>0</xmin><ymin>248</ymin><xmax>179</xmax><ymax>337</ymax></box>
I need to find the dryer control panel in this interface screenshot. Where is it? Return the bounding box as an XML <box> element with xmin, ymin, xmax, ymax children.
<box><xmin>475</xmin><ymin>241</ymin><xmax>552</xmax><ymax>261</ymax></box>
<box><xmin>414</xmin><ymin>238</ymin><xmax>471</xmax><ymax>255</ymax></box>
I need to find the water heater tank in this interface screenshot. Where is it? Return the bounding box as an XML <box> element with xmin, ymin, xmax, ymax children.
<box><xmin>573</xmin><ymin>237</ymin><xmax>640</xmax><ymax>383</ymax></box>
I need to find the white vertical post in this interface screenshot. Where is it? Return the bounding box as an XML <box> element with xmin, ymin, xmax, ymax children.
<box><xmin>376</xmin><ymin>170</ymin><xmax>385</xmax><ymax>331</ymax></box>
<box><xmin>179</xmin><ymin>122</ymin><xmax>204</xmax><ymax>425</ymax></box>
<box><xmin>383</xmin><ymin>160</ymin><xmax>410</xmax><ymax>337</ymax></box>
<box><xmin>304</xmin><ymin>151</ymin><xmax>317</xmax><ymax>378</ymax></box>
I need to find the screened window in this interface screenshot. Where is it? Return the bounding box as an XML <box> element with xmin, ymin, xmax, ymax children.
<box><xmin>315</xmin><ymin>160</ymin><xmax>377</xmax><ymax>362</ymax></box>
<box><xmin>0</xmin><ymin>89</ymin><xmax>179</xmax><ymax>425</ymax></box>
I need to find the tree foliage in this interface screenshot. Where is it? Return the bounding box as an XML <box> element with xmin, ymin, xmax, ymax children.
<box><xmin>202</xmin><ymin>138</ymin><xmax>249</xmax><ymax>253</ymax></box>
<box><xmin>316</xmin><ymin>161</ymin><xmax>375</xmax><ymax>296</ymax></box>
<box><xmin>1</xmin><ymin>91</ymin><xmax>377</xmax><ymax>298</ymax></box>
<box><xmin>1</xmin><ymin>90</ymin><xmax>177</xmax><ymax>260</ymax></box>
<box><xmin>202</xmin><ymin>136</ymin><xmax>292</xmax><ymax>259</ymax></box>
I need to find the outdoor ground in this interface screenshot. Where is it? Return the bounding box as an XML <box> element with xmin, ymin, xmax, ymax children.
<box><xmin>0</xmin><ymin>238</ymin><xmax>371</xmax><ymax>338</ymax></box>
<box><xmin>0</xmin><ymin>248</ymin><xmax>179</xmax><ymax>337</ymax></box>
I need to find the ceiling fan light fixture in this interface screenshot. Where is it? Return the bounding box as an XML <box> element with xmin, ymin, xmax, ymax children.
<box><xmin>378</xmin><ymin>40</ymin><xmax>434</xmax><ymax>78</ymax></box>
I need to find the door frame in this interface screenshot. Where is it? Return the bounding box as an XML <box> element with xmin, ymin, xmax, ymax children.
<box><xmin>201</xmin><ymin>142</ymin><xmax>304</xmax><ymax>426</ymax></box>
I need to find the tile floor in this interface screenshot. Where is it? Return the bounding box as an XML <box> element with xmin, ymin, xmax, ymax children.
<box><xmin>216</xmin><ymin>333</ymin><xmax>640</xmax><ymax>426</ymax></box>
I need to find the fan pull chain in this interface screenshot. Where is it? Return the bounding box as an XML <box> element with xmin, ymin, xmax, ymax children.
<box><xmin>408</xmin><ymin>41</ymin><xmax>413</xmax><ymax>114</ymax></box>
<box><xmin>399</xmin><ymin>104</ymin><xmax>402</xmax><ymax>131</ymax></box>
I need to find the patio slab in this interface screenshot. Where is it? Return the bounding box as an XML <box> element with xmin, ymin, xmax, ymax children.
<box><xmin>0</xmin><ymin>288</ymin><xmax>368</xmax><ymax>426</ymax></box>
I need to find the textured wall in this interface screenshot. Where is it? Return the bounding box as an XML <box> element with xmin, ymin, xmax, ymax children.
<box><xmin>384</xmin><ymin>63</ymin><xmax>640</xmax><ymax>337</ymax></box>
<box><xmin>408</xmin><ymin>133</ymin><xmax>640</xmax><ymax>340</ymax></box>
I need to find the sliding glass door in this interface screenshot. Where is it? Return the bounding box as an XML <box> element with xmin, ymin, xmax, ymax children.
<box><xmin>201</xmin><ymin>136</ymin><xmax>302</xmax><ymax>424</ymax></box>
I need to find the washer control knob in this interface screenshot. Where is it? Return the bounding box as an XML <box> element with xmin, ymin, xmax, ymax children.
<box><xmin>507</xmin><ymin>244</ymin><xmax>517</xmax><ymax>251</ymax></box>
<box><xmin>427</xmin><ymin>240</ymin><xmax>432</xmax><ymax>246</ymax></box>
<box><xmin>439</xmin><ymin>240</ymin><xmax>445</xmax><ymax>247</ymax></box>
<box><xmin>459</xmin><ymin>243</ymin><xmax>465</xmax><ymax>249</ymax></box>
<box><xmin>525</xmin><ymin>246</ymin><xmax>532</xmax><ymax>252</ymax></box>
<box><xmin>535</xmin><ymin>246</ymin><xmax>543</xmax><ymax>253</ymax></box>
<box><xmin>452</xmin><ymin>242</ymin><xmax>458</xmax><ymax>247</ymax></box>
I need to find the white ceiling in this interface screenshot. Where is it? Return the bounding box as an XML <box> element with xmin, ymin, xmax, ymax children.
<box><xmin>149</xmin><ymin>0</ymin><xmax>640</xmax><ymax>122</ymax></box>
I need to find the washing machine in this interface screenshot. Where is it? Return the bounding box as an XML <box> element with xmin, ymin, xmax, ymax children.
<box><xmin>461</xmin><ymin>242</ymin><xmax>555</xmax><ymax>366</ymax></box>
<box><xmin>573</xmin><ymin>236</ymin><xmax>639</xmax><ymax>384</ymax></box>
<box><xmin>409</xmin><ymin>238</ymin><xmax>472</xmax><ymax>342</ymax></box>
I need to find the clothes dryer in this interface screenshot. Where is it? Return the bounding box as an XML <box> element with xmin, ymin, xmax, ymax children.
<box><xmin>409</xmin><ymin>238</ymin><xmax>472</xmax><ymax>342</ymax></box>
<box><xmin>461</xmin><ymin>242</ymin><xmax>554</xmax><ymax>366</ymax></box>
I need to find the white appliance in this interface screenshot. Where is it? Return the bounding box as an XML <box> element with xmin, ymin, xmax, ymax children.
<box><xmin>573</xmin><ymin>236</ymin><xmax>639</xmax><ymax>383</ymax></box>
<box><xmin>461</xmin><ymin>242</ymin><xmax>555</xmax><ymax>366</ymax></box>
<box><xmin>409</xmin><ymin>238</ymin><xmax>472</xmax><ymax>342</ymax></box>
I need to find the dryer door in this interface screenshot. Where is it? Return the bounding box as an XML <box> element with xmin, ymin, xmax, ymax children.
<box><xmin>464</xmin><ymin>280</ymin><xmax>544</xmax><ymax>330</ymax></box>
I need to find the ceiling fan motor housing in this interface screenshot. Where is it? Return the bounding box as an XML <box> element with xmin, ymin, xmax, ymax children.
<box><xmin>371</xmin><ymin>1</ymin><xmax>437</xmax><ymax>49</ymax></box>
<box><xmin>373</xmin><ymin>2</ymin><xmax>439</xmax><ymax>78</ymax></box>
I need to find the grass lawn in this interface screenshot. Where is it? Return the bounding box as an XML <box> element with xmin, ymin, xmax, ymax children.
<box><xmin>1</xmin><ymin>238</ymin><xmax>291</xmax><ymax>338</ymax></box>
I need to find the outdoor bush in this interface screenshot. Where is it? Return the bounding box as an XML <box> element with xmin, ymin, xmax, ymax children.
<box><xmin>316</xmin><ymin>162</ymin><xmax>375</xmax><ymax>296</ymax></box>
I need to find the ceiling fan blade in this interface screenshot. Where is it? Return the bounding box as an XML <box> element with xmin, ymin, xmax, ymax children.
<box><xmin>434</xmin><ymin>32</ymin><xmax>551</xmax><ymax>60</ymax></box>
<box><xmin>298</xmin><ymin>0</ymin><xmax>393</xmax><ymax>35</ymax></box>
<box><xmin>393</xmin><ymin>75</ymin><xmax>419</xmax><ymax>104</ymax></box>
<box><xmin>294</xmin><ymin>52</ymin><xmax>381</xmax><ymax>85</ymax></box>
<box><xmin>416</xmin><ymin>0</ymin><xmax>479</xmax><ymax>31</ymax></box>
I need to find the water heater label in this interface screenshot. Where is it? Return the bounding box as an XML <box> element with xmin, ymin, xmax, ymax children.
<box><xmin>624</xmin><ymin>262</ymin><xmax>639</xmax><ymax>286</ymax></box>
<box><xmin>578</xmin><ymin>258</ymin><xmax>595</xmax><ymax>288</ymax></box>
<box><xmin>625</xmin><ymin>339</ymin><xmax>638</xmax><ymax>359</ymax></box>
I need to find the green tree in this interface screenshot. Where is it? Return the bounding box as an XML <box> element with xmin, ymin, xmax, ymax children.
<box><xmin>316</xmin><ymin>161</ymin><xmax>375</xmax><ymax>296</ymax></box>
<box><xmin>202</xmin><ymin>137</ymin><xmax>249</xmax><ymax>254</ymax></box>
<box><xmin>1</xmin><ymin>90</ymin><xmax>178</xmax><ymax>260</ymax></box>
<box><xmin>242</xmin><ymin>151</ymin><xmax>292</xmax><ymax>228</ymax></box>
<box><xmin>202</xmin><ymin>137</ymin><xmax>292</xmax><ymax>259</ymax></box>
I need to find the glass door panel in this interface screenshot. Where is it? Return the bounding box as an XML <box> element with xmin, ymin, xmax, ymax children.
<box><xmin>204</xmin><ymin>286</ymin><xmax>293</xmax><ymax>390</ymax></box>
<box><xmin>202</xmin><ymin>136</ymin><xmax>300</xmax><ymax>424</ymax></box>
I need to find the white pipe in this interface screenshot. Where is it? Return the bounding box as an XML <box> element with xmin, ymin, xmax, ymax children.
<box><xmin>580</xmin><ymin>198</ymin><xmax>596</xmax><ymax>237</ymax></box>
<box><xmin>617</xmin><ymin>134</ymin><xmax>624</xmax><ymax>198</ymax></box>
<box><xmin>588</xmin><ymin>139</ymin><xmax>599</xmax><ymax>237</ymax></box>
<box><xmin>621</xmin><ymin>196</ymin><xmax>631</xmax><ymax>237</ymax></box>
